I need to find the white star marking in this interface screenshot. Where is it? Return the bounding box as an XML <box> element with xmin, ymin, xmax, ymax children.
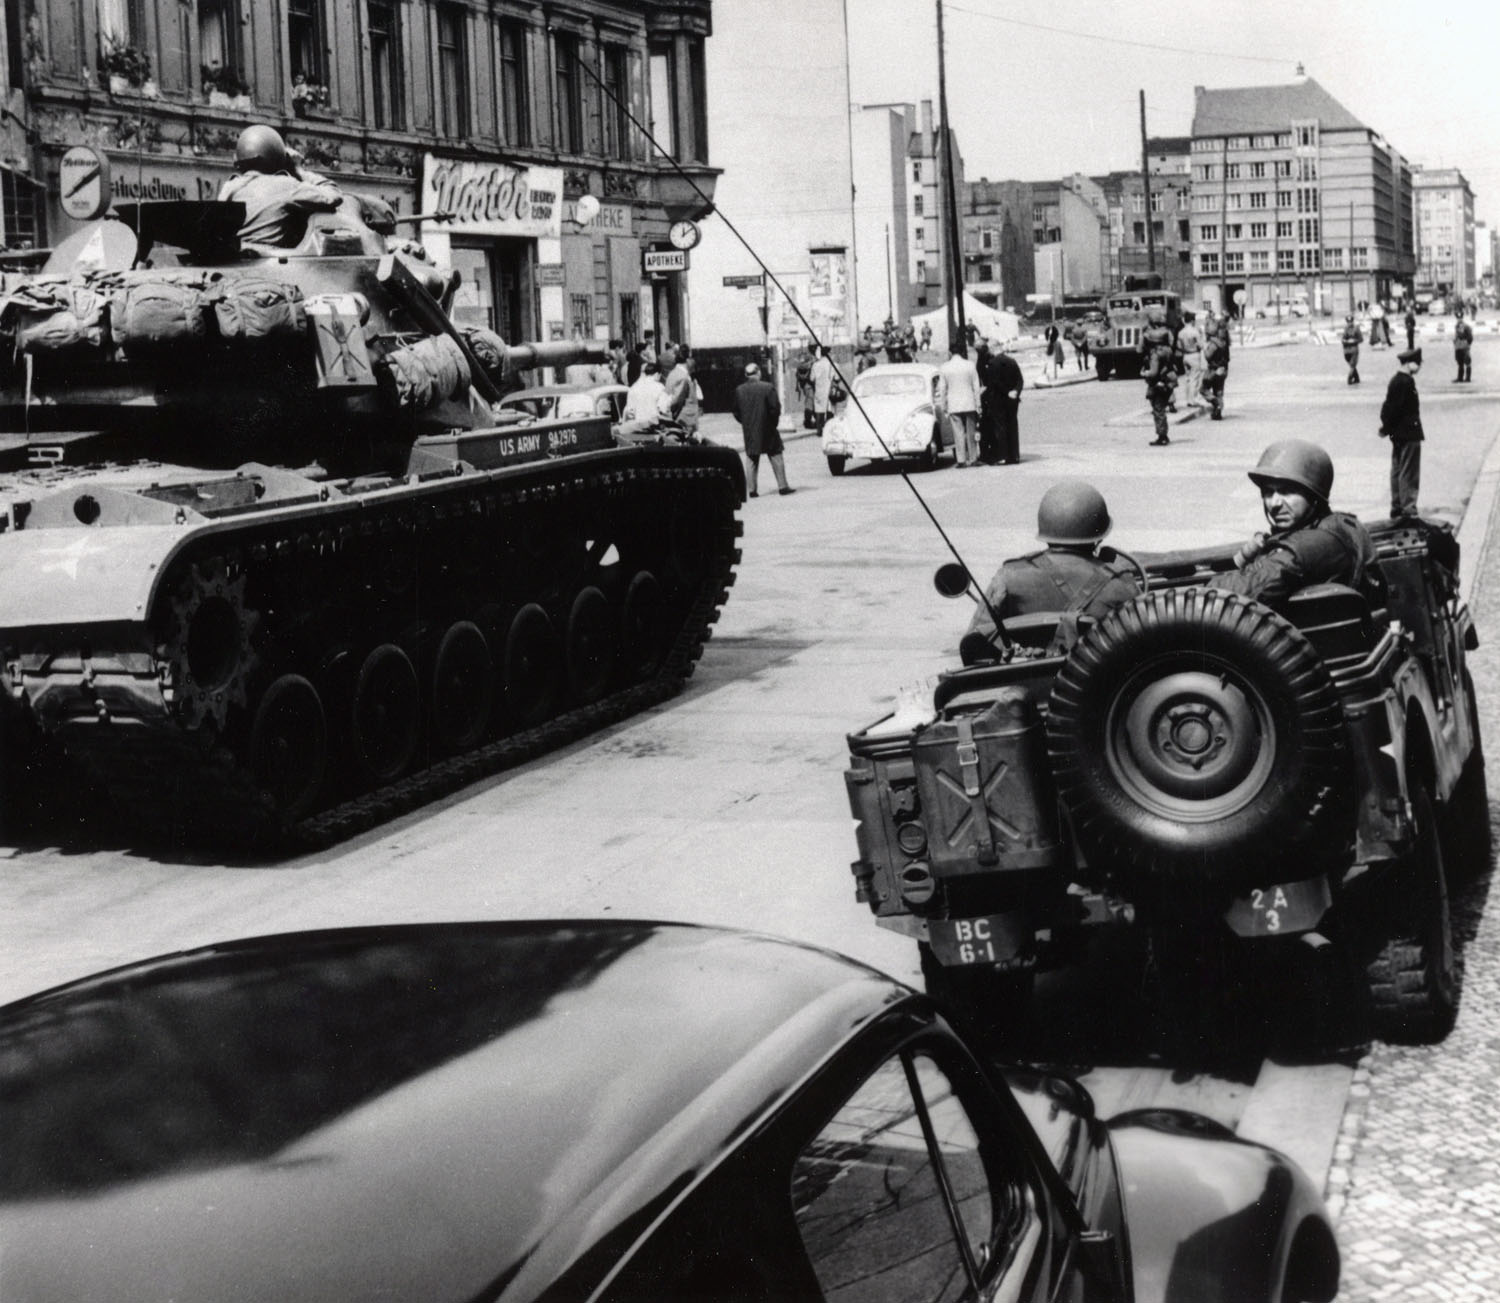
<box><xmin>35</xmin><ymin>533</ymin><xmax>110</xmax><ymax>582</ymax></box>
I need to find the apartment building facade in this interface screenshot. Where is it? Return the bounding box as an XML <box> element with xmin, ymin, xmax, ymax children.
<box><xmin>960</xmin><ymin>177</ymin><xmax>1033</xmax><ymax>310</ymax></box>
<box><xmin>1189</xmin><ymin>78</ymin><xmax>1414</xmax><ymax>316</ymax></box>
<box><xmin>1413</xmin><ymin>167</ymin><xmax>1476</xmax><ymax>300</ymax></box>
<box><xmin>3</xmin><ymin>0</ymin><xmax>715</xmax><ymax>348</ymax></box>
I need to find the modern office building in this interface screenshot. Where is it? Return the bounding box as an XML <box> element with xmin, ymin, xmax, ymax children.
<box><xmin>3</xmin><ymin>0</ymin><xmax>716</xmax><ymax>350</ymax></box>
<box><xmin>1413</xmin><ymin>167</ymin><xmax>1476</xmax><ymax>301</ymax></box>
<box><xmin>1189</xmin><ymin>77</ymin><xmax>1415</xmax><ymax>316</ymax></box>
<box><xmin>851</xmin><ymin>101</ymin><xmax>917</xmax><ymax>331</ymax></box>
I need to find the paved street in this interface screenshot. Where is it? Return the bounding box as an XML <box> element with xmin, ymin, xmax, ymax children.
<box><xmin>2</xmin><ymin>330</ymin><xmax>1498</xmax><ymax>1298</ymax></box>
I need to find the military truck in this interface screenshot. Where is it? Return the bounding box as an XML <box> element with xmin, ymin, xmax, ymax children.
<box><xmin>1091</xmin><ymin>289</ymin><xmax>1182</xmax><ymax>381</ymax></box>
<box><xmin>843</xmin><ymin>517</ymin><xmax>1484</xmax><ymax>1044</ymax></box>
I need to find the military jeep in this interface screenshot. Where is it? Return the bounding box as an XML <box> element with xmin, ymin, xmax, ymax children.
<box><xmin>843</xmin><ymin>517</ymin><xmax>1485</xmax><ymax>1044</ymax></box>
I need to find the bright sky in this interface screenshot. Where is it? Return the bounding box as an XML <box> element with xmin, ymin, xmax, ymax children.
<box><xmin>847</xmin><ymin>0</ymin><xmax>1499</xmax><ymax>227</ymax></box>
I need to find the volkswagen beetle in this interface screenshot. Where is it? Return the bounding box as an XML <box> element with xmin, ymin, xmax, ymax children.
<box><xmin>821</xmin><ymin>361</ymin><xmax>952</xmax><ymax>475</ymax></box>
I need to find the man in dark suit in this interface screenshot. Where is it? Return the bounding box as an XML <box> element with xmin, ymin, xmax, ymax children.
<box><xmin>1380</xmin><ymin>348</ymin><xmax>1424</xmax><ymax>517</ymax></box>
<box><xmin>731</xmin><ymin>363</ymin><xmax>792</xmax><ymax>497</ymax></box>
<box><xmin>978</xmin><ymin>336</ymin><xmax>1024</xmax><ymax>465</ymax></box>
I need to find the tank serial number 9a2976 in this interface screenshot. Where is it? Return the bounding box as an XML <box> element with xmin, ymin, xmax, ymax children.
<box><xmin>0</xmin><ymin>200</ymin><xmax>743</xmax><ymax>847</ymax></box>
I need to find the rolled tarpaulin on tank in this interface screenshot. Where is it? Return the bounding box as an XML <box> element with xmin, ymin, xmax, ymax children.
<box><xmin>378</xmin><ymin>334</ymin><xmax>471</xmax><ymax>410</ymax></box>
<box><xmin>213</xmin><ymin>275</ymin><xmax>307</xmax><ymax>341</ymax></box>
<box><xmin>3</xmin><ymin>278</ymin><xmax>109</xmax><ymax>353</ymax></box>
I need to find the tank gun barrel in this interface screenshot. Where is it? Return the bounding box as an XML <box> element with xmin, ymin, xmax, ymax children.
<box><xmin>506</xmin><ymin>340</ymin><xmax>607</xmax><ymax>370</ymax></box>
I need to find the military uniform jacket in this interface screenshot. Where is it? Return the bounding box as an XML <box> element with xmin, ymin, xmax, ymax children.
<box><xmin>966</xmin><ymin>547</ymin><xmax>1139</xmax><ymax>642</ymax></box>
<box><xmin>1341</xmin><ymin>323</ymin><xmax>1363</xmax><ymax>352</ymax></box>
<box><xmin>1211</xmin><ymin>510</ymin><xmax>1383</xmax><ymax>610</ymax></box>
<box><xmin>1380</xmin><ymin>370</ymin><xmax>1423</xmax><ymax>443</ymax></box>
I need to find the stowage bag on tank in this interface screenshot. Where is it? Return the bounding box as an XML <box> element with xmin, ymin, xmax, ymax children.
<box><xmin>112</xmin><ymin>276</ymin><xmax>210</xmax><ymax>352</ymax></box>
<box><xmin>379</xmin><ymin>334</ymin><xmax>472</xmax><ymax>410</ymax></box>
<box><xmin>3</xmin><ymin>278</ymin><xmax>108</xmax><ymax>352</ymax></box>
<box><xmin>214</xmin><ymin>275</ymin><xmax>307</xmax><ymax>341</ymax></box>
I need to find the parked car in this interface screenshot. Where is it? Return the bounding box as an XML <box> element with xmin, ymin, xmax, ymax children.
<box><xmin>498</xmin><ymin>383</ymin><xmax>629</xmax><ymax>424</ymax></box>
<box><xmin>820</xmin><ymin>361</ymin><xmax>952</xmax><ymax>475</ymax></box>
<box><xmin>0</xmin><ymin>920</ymin><xmax>1339</xmax><ymax>1303</ymax></box>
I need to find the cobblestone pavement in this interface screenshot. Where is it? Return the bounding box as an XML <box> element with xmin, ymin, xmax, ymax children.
<box><xmin>1331</xmin><ymin>452</ymin><xmax>1500</xmax><ymax>1301</ymax></box>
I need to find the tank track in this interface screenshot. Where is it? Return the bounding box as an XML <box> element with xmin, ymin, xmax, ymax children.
<box><xmin>22</xmin><ymin>454</ymin><xmax>742</xmax><ymax>852</ymax></box>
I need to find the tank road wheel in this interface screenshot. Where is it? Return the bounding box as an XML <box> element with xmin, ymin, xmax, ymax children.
<box><xmin>1048</xmin><ymin>589</ymin><xmax>1352</xmax><ymax>897</ymax></box>
<box><xmin>826</xmin><ymin>454</ymin><xmax>847</xmax><ymax>476</ymax></box>
<box><xmin>247</xmin><ymin>675</ymin><xmax>328</xmax><ymax>822</ymax></box>
<box><xmin>1366</xmin><ymin>778</ymin><xmax>1458</xmax><ymax>1044</ymax></box>
<box><xmin>566</xmin><ymin>586</ymin><xmax>617</xmax><ymax>705</ymax></box>
<box><xmin>620</xmin><ymin>571</ymin><xmax>668</xmax><ymax>681</ymax></box>
<box><xmin>430</xmin><ymin>621</ymin><xmax>494</xmax><ymax>754</ymax></box>
<box><xmin>503</xmin><ymin>603</ymin><xmax>560</xmax><ymax>729</ymax></box>
<box><xmin>350</xmin><ymin>644</ymin><xmax>421</xmax><ymax>784</ymax></box>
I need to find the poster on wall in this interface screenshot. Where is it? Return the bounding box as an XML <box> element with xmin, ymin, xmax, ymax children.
<box><xmin>807</xmin><ymin>249</ymin><xmax>850</xmax><ymax>344</ymax></box>
<box><xmin>421</xmin><ymin>155</ymin><xmax>563</xmax><ymax>240</ymax></box>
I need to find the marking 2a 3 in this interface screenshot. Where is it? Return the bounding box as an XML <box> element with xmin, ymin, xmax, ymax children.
<box><xmin>1224</xmin><ymin>876</ymin><xmax>1333</xmax><ymax>938</ymax></box>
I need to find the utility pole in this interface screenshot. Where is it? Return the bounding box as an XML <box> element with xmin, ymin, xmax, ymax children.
<box><xmin>1139</xmin><ymin>91</ymin><xmax>1155</xmax><ymax>275</ymax></box>
<box><xmin>936</xmin><ymin>0</ymin><xmax>966</xmax><ymax>349</ymax></box>
<box><xmin>884</xmin><ymin>223</ymin><xmax>894</xmax><ymax>323</ymax></box>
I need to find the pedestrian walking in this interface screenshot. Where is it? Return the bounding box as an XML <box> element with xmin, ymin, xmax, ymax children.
<box><xmin>1379</xmin><ymin>348</ymin><xmax>1423</xmax><ymax>518</ymax></box>
<box><xmin>1340</xmin><ymin>314</ymin><xmax>1363</xmax><ymax>385</ymax></box>
<box><xmin>938</xmin><ymin>343</ymin><xmax>981</xmax><ymax>467</ymax></box>
<box><xmin>1042</xmin><ymin>322</ymin><xmax>1061</xmax><ymax>380</ymax></box>
<box><xmin>1176</xmin><ymin>310</ymin><xmax>1205</xmax><ymax>408</ymax></box>
<box><xmin>1144</xmin><ymin>339</ymin><xmax>1177</xmax><ymax>446</ymax></box>
<box><xmin>919</xmin><ymin>321</ymin><xmax>933</xmax><ymax>352</ymax></box>
<box><xmin>1369</xmin><ymin>300</ymin><xmax>1390</xmax><ymax>347</ymax></box>
<box><xmin>1068</xmin><ymin>319</ymin><xmax>1091</xmax><ymax>371</ymax></box>
<box><xmin>809</xmin><ymin>343</ymin><xmax>835</xmax><ymax>437</ymax></box>
<box><xmin>1404</xmin><ymin>304</ymin><xmax>1417</xmax><ymax>351</ymax></box>
<box><xmin>1454</xmin><ymin>307</ymin><xmax>1474</xmax><ymax>382</ymax></box>
<box><xmin>979</xmin><ymin>335</ymin><xmax>1023</xmax><ymax>464</ymax></box>
<box><xmin>731</xmin><ymin>362</ymin><xmax>792</xmax><ymax>497</ymax></box>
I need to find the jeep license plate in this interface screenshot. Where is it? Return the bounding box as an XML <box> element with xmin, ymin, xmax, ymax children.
<box><xmin>1223</xmin><ymin>877</ymin><xmax>1332</xmax><ymax>938</ymax></box>
<box><xmin>926</xmin><ymin>915</ymin><xmax>1031</xmax><ymax>968</ymax></box>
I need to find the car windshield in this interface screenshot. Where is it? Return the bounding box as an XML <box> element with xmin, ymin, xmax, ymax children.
<box><xmin>556</xmin><ymin>394</ymin><xmax>596</xmax><ymax>419</ymax></box>
<box><xmin>856</xmin><ymin>374</ymin><xmax>927</xmax><ymax>399</ymax></box>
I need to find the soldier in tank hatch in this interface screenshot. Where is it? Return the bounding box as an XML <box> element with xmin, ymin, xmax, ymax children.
<box><xmin>217</xmin><ymin>125</ymin><xmax>344</xmax><ymax>249</ymax></box>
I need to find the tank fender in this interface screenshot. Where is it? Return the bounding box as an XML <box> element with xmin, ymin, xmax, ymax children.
<box><xmin>0</xmin><ymin>525</ymin><xmax>193</xmax><ymax>627</ymax></box>
<box><xmin>1107</xmin><ymin>1109</ymin><xmax>1338</xmax><ymax>1303</ymax></box>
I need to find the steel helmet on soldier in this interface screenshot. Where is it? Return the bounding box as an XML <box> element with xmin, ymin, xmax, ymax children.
<box><xmin>1037</xmin><ymin>480</ymin><xmax>1112</xmax><ymax>545</ymax></box>
<box><xmin>1248</xmin><ymin>439</ymin><xmax>1334</xmax><ymax>503</ymax></box>
<box><xmin>235</xmin><ymin>124</ymin><xmax>292</xmax><ymax>174</ymax></box>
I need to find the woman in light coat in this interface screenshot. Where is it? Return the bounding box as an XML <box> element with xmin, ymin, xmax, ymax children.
<box><xmin>809</xmin><ymin>343</ymin><xmax>835</xmax><ymax>435</ymax></box>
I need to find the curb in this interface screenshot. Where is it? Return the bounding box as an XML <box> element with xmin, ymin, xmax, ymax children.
<box><xmin>1456</xmin><ymin>421</ymin><xmax>1500</xmax><ymax>605</ymax></box>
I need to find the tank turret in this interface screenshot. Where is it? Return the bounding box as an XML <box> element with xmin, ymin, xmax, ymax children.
<box><xmin>0</xmin><ymin>199</ymin><xmax>743</xmax><ymax>848</ymax></box>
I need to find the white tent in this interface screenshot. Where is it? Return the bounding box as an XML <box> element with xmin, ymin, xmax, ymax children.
<box><xmin>912</xmin><ymin>294</ymin><xmax>1022</xmax><ymax>353</ymax></box>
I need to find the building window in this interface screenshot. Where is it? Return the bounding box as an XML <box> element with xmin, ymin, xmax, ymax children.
<box><xmin>1275</xmin><ymin>133</ymin><xmax>1291</xmax><ymax>147</ymax></box>
<box><xmin>199</xmin><ymin>0</ymin><xmax>243</xmax><ymax>89</ymax></box>
<box><xmin>1178</xmin><ymin>219</ymin><xmax>1190</xmax><ymax>241</ymax></box>
<box><xmin>914</xmin><ymin>162</ymin><xmax>922</xmax><ymax>182</ymax></box>
<box><xmin>1274</xmin><ymin>160</ymin><xmax>1292</xmax><ymax>178</ymax></box>
<box><xmin>1225</xmin><ymin>251</ymin><xmax>1244</xmax><ymax>273</ymax></box>
<box><xmin>1276</xmin><ymin>189</ymin><xmax>1294</xmax><ymax>207</ymax></box>
<box><xmin>287</xmin><ymin>0</ymin><xmax>325</xmax><ymax>86</ymax></box>
<box><xmin>1150</xmin><ymin>192</ymin><xmax>1163</xmax><ymax>213</ymax></box>
<box><xmin>914</xmin><ymin>228</ymin><xmax>923</xmax><ymax>246</ymax></box>
<box><xmin>914</xmin><ymin>193</ymin><xmax>924</xmax><ymax>216</ymax></box>
<box><xmin>436</xmin><ymin>4</ymin><xmax>468</xmax><ymax>138</ymax></box>
<box><xmin>367</xmin><ymin>0</ymin><xmax>402</xmax><ymax>129</ymax></box>
<box><xmin>1200</xmin><ymin>252</ymin><xmax>1220</xmax><ymax>274</ymax></box>
<box><xmin>977</xmin><ymin>261</ymin><xmax>992</xmax><ymax>281</ymax></box>
<box><xmin>1226</xmin><ymin>223</ymin><xmax>1242</xmax><ymax>240</ymax></box>
<box><xmin>1250</xmin><ymin>161</ymin><xmax>1266</xmax><ymax>178</ymax></box>
<box><xmin>648</xmin><ymin>42</ymin><xmax>676</xmax><ymax>157</ymax></box>
<box><xmin>1298</xmin><ymin>248</ymin><xmax>1321</xmax><ymax>271</ymax></box>
<box><xmin>98</xmin><ymin>0</ymin><xmax>146</xmax><ymax>44</ymax></box>
<box><xmin>916</xmin><ymin>259</ymin><xmax>926</xmax><ymax>281</ymax></box>
<box><xmin>1197</xmin><ymin>164</ymin><xmax>1215</xmax><ymax>182</ymax></box>
<box><xmin>1250</xmin><ymin>222</ymin><xmax>1268</xmax><ymax>239</ymax></box>
<box><xmin>1199</xmin><ymin>224</ymin><xmax>1218</xmax><ymax>241</ymax></box>
<box><xmin>1277</xmin><ymin>220</ymin><xmax>1293</xmax><ymax>239</ymax></box>
<box><xmin>1249</xmin><ymin>192</ymin><xmax>1267</xmax><ymax>209</ymax></box>
<box><xmin>1225</xmin><ymin>163</ymin><xmax>1240</xmax><ymax>180</ymax></box>
<box><xmin>1298</xmin><ymin>218</ymin><xmax>1320</xmax><ymax>243</ymax></box>
<box><xmin>1227</xmin><ymin>136</ymin><xmax>1248</xmax><ymax>150</ymax></box>
<box><xmin>1192</xmin><ymin>137</ymin><xmax>1214</xmax><ymax>153</ymax></box>
<box><xmin>1324</xmin><ymin>247</ymin><xmax>1343</xmax><ymax>269</ymax></box>
<box><xmin>1250</xmin><ymin>249</ymin><xmax>1269</xmax><ymax>272</ymax></box>
<box><xmin>978</xmin><ymin>226</ymin><xmax>989</xmax><ymax>249</ymax></box>
<box><xmin>1193</xmin><ymin>194</ymin><xmax>1218</xmax><ymax>212</ymax></box>
<box><xmin>1225</xmin><ymin>193</ymin><xmax>1243</xmax><ymax>210</ymax></box>
<box><xmin>497</xmin><ymin>21</ymin><xmax>528</xmax><ymax>144</ymax></box>
<box><xmin>1296</xmin><ymin>126</ymin><xmax>1316</xmax><ymax>147</ymax></box>
<box><xmin>554</xmin><ymin>31</ymin><xmax>583</xmax><ymax>153</ymax></box>
<box><xmin>1133</xmin><ymin>221</ymin><xmax>1146</xmax><ymax>243</ymax></box>
<box><xmin>1277</xmin><ymin>248</ymin><xmax>1295</xmax><ymax>271</ymax></box>
<box><xmin>601</xmin><ymin>43</ymin><xmax>629</xmax><ymax>159</ymax></box>
<box><xmin>1353</xmin><ymin>247</ymin><xmax>1369</xmax><ymax>268</ymax></box>
<box><xmin>1130</xmin><ymin>194</ymin><xmax>1144</xmax><ymax>213</ymax></box>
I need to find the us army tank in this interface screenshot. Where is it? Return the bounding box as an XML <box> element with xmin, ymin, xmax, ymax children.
<box><xmin>0</xmin><ymin>198</ymin><xmax>743</xmax><ymax>847</ymax></box>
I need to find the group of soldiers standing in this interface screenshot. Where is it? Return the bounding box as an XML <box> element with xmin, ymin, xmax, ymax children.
<box><xmin>1142</xmin><ymin>306</ymin><xmax>1231</xmax><ymax>446</ymax></box>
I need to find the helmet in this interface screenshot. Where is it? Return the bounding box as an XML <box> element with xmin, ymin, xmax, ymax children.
<box><xmin>235</xmin><ymin>124</ymin><xmax>292</xmax><ymax>175</ymax></box>
<box><xmin>1037</xmin><ymin>480</ymin><xmax>1112</xmax><ymax>545</ymax></box>
<box><xmin>1345</xmin><ymin>314</ymin><xmax>1354</xmax><ymax>323</ymax></box>
<box><xmin>1247</xmin><ymin>439</ymin><xmax>1333</xmax><ymax>502</ymax></box>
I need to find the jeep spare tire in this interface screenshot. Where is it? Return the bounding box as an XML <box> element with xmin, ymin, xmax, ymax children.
<box><xmin>1047</xmin><ymin>588</ymin><xmax>1353</xmax><ymax>895</ymax></box>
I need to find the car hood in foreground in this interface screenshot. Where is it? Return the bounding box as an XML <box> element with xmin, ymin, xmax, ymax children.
<box><xmin>0</xmin><ymin>922</ymin><xmax>901</xmax><ymax>1303</ymax></box>
<box><xmin>826</xmin><ymin>394</ymin><xmax>930</xmax><ymax>438</ymax></box>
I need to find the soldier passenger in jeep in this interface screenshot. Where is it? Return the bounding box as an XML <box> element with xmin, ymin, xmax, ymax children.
<box><xmin>1212</xmin><ymin>439</ymin><xmax>1385</xmax><ymax>610</ymax></box>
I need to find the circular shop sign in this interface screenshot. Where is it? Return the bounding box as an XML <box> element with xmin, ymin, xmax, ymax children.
<box><xmin>59</xmin><ymin>147</ymin><xmax>112</xmax><ymax>222</ymax></box>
